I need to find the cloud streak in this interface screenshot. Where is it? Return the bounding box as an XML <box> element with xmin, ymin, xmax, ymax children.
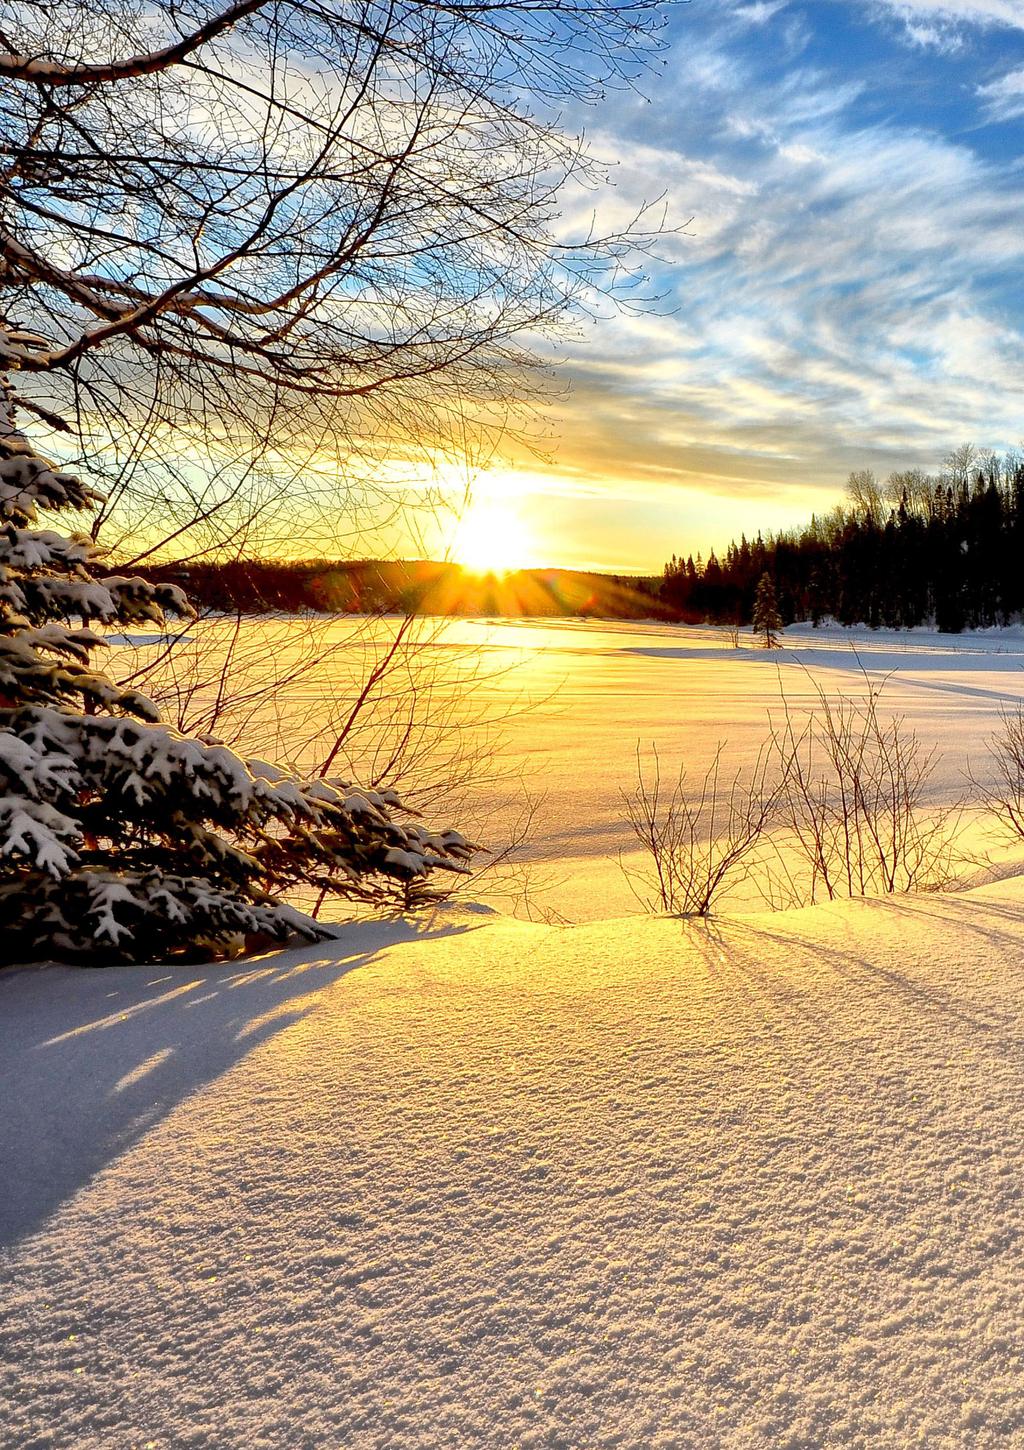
<box><xmin>485</xmin><ymin>6</ymin><xmax>1024</xmax><ymax>568</ymax></box>
<box><xmin>869</xmin><ymin>0</ymin><xmax>1024</xmax><ymax>33</ymax></box>
<box><xmin>978</xmin><ymin>64</ymin><xmax>1024</xmax><ymax>120</ymax></box>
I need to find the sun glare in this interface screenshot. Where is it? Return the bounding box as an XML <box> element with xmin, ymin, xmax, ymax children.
<box><xmin>452</xmin><ymin>496</ymin><xmax>535</xmax><ymax>575</ymax></box>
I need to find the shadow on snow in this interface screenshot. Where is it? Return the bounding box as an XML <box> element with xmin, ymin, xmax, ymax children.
<box><xmin>0</xmin><ymin>914</ymin><xmax>478</xmax><ymax>1247</ymax></box>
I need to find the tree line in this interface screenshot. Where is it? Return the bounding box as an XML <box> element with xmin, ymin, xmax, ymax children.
<box><xmin>662</xmin><ymin>445</ymin><xmax>1024</xmax><ymax>632</ymax></box>
<box><xmin>142</xmin><ymin>558</ymin><xmax>669</xmax><ymax>619</ymax></box>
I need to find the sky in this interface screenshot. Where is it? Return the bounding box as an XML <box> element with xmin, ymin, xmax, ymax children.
<box><xmin>428</xmin><ymin>0</ymin><xmax>1024</xmax><ymax>575</ymax></box>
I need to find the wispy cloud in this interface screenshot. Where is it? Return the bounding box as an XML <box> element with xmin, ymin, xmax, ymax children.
<box><xmin>728</xmin><ymin>0</ymin><xmax>792</xmax><ymax>25</ymax></box>
<box><xmin>869</xmin><ymin>0</ymin><xmax>1024</xmax><ymax>33</ymax></box>
<box><xmin>498</xmin><ymin>20</ymin><xmax>1024</xmax><ymax>565</ymax></box>
<box><xmin>902</xmin><ymin>21</ymin><xmax>965</xmax><ymax>51</ymax></box>
<box><xmin>978</xmin><ymin>64</ymin><xmax>1024</xmax><ymax>120</ymax></box>
<box><xmin>418</xmin><ymin>0</ymin><xmax>1024</xmax><ymax>569</ymax></box>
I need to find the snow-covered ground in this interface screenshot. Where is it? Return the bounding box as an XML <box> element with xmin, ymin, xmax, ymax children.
<box><xmin>5</xmin><ymin>882</ymin><xmax>1024</xmax><ymax>1446</ymax></box>
<box><xmin>111</xmin><ymin>616</ymin><xmax>1024</xmax><ymax>919</ymax></box>
<box><xmin>460</xmin><ymin>618</ymin><xmax>1024</xmax><ymax>917</ymax></box>
<box><xmin>8</xmin><ymin>620</ymin><xmax>1024</xmax><ymax>1444</ymax></box>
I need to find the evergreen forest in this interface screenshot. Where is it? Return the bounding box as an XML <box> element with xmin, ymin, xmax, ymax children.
<box><xmin>662</xmin><ymin>446</ymin><xmax>1024</xmax><ymax>633</ymax></box>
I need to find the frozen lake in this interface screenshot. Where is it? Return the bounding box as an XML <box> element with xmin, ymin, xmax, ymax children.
<box><xmin>112</xmin><ymin>616</ymin><xmax>1024</xmax><ymax>920</ymax></box>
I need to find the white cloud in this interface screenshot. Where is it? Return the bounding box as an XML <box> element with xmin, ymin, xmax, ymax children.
<box><xmin>538</xmin><ymin>98</ymin><xmax>1024</xmax><ymax>525</ymax></box>
<box><xmin>871</xmin><ymin>0</ymin><xmax>1024</xmax><ymax>29</ymax></box>
<box><xmin>978</xmin><ymin>65</ymin><xmax>1024</xmax><ymax>120</ymax></box>
<box><xmin>728</xmin><ymin>0</ymin><xmax>792</xmax><ymax>24</ymax></box>
<box><xmin>902</xmin><ymin>20</ymin><xmax>965</xmax><ymax>50</ymax></box>
<box><xmin>497</xmin><ymin>3</ymin><xmax>1024</xmax><ymax>564</ymax></box>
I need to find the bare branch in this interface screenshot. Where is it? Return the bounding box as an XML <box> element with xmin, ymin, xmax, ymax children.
<box><xmin>0</xmin><ymin>0</ymin><xmax>271</xmax><ymax>86</ymax></box>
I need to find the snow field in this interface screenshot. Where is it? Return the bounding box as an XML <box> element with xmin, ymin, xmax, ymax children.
<box><xmin>4</xmin><ymin>883</ymin><xmax>1024</xmax><ymax>1445</ymax></box>
<box><xmin>111</xmin><ymin>616</ymin><xmax>1024</xmax><ymax>919</ymax></box>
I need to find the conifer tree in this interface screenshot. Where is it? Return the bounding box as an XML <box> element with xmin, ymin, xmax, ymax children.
<box><xmin>752</xmin><ymin>572</ymin><xmax>783</xmax><ymax>649</ymax></box>
<box><xmin>0</xmin><ymin>340</ymin><xmax>472</xmax><ymax>964</ymax></box>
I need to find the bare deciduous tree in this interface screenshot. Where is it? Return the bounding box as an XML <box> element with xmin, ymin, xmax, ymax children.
<box><xmin>0</xmin><ymin>0</ymin><xmax>674</xmax><ymax>942</ymax></box>
<box><xmin>2</xmin><ymin>0</ymin><xmax>670</xmax><ymax>561</ymax></box>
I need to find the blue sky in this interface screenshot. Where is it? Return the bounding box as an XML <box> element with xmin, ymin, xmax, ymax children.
<box><xmin>462</xmin><ymin>0</ymin><xmax>1024</xmax><ymax>573</ymax></box>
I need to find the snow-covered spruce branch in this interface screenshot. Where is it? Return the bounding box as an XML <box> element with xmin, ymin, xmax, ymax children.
<box><xmin>112</xmin><ymin>604</ymin><xmax>541</xmax><ymax>918</ymax></box>
<box><xmin>0</xmin><ymin>0</ymin><xmax>671</xmax><ymax>955</ymax></box>
<box><xmin>0</xmin><ymin>377</ymin><xmax>473</xmax><ymax>963</ymax></box>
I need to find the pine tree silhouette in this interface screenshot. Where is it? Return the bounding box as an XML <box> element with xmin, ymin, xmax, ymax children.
<box><xmin>752</xmin><ymin>572</ymin><xmax>783</xmax><ymax>649</ymax></box>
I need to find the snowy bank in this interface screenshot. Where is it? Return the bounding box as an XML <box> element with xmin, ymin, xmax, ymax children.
<box><xmin>4</xmin><ymin>886</ymin><xmax>1024</xmax><ymax>1445</ymax></box>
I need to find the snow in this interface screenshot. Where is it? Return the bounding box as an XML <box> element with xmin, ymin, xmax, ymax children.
<box><xmin>104</xmin><ymin>632</ymin><xmax>191</xmax><ymax>647</ymax></box>
<box><xmin>110</xmin><ymin>616</ymin><xmax>1024</xmax><ymax>919</ymax></box>
<box><xmin>4</xmin><ymin>885</ymin><xmax>1024</xmax><ymax>1444</ymax></box>
<box><xmin>8</xmin><ymin>615</ymin><xmax>1024</xmax><ymax>1442</ymax></box>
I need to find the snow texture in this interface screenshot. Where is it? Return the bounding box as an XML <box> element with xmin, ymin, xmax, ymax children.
<box><xmin>4</xmin><ymin>883</ymin><xmax>1024</xmax><ymax>1445</ymax></box>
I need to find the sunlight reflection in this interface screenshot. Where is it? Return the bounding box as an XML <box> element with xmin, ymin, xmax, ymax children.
<box><xmin>111</xmin><ymin>1047</ymin><xmax>176</xmax><ymax>1095</ymax></box>
<box><xmin>41</xmin><ymin>980</ymin><xmax>204</xmax><ymax>1046</ymax></box>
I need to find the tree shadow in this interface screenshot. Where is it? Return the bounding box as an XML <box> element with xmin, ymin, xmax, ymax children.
<box><xmin>0</xmin><ymin>915</ymin><xmax>477</xmax><ymax>1247</ymax></box>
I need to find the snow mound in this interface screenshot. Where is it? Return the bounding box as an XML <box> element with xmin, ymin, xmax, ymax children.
<box><xmin>4</xmin><ymin>884</ymin><xmax>1024</xmax><ymax>1445</ymax></box>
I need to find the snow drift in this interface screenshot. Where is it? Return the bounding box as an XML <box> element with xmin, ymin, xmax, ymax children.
<box><xmin>3</xmin><ymin>883</ymin><xmax>1024</xmax><ymax>1445</ymax></box>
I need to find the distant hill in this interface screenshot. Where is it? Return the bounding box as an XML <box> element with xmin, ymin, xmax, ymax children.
<box><xmin>138</xmin><ymin>558</ymin><xmax>679</xmax><ymax>620</ymax></box>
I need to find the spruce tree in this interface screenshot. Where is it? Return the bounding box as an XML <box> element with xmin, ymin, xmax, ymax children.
<box><xmin>752</xmin><ymin>572</ymin><xmax>783</xmax><ymax>649</ymax></box>
<box><xmin>0</xmin><ymin>344</ymin><xmax>472</xmax><ymax>965</ymax></box>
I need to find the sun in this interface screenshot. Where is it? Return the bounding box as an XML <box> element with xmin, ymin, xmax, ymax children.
<box><xmin>451</xmin><ymin>495</ymin><xmax>535</xmax><ymax>575</ymax></box>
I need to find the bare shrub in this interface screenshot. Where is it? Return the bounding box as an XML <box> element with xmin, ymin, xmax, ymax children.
<box><xmin>769</xmin><ymin>674</ymin><xmax>965</xmax><ymax>903</ymax></box>
<box><xmin>115</xmin><ymin>610</ymin><xmax>529</xmax><ymax>798</ymax></box>
<box><xmin>112</xmin><ymin>610</ymin><xmax>345</xmax><ymax>756</ymax></box>
<box><xmin>621</xmin><ymin>743</ymin><xmax>781</xmax><ymax>916</ymax></box>
<box><xmin>112</xmin><ymin>608</ymin><xmax>546</xmax><ymax>914</ymax></box>
<box><xmin>622</xmin><ymin>670</ymin><xmax>969</xmax><ymax>922</ymax></box>
<box><xmin>975</xmin><ymin>703</ymin><xmax>1024</xmax><ymax>842</ymax></box>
